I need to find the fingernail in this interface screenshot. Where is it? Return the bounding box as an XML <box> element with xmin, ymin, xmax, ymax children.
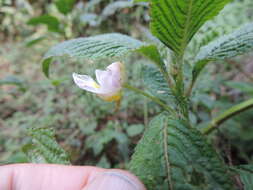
<box><xmin>84</xmin><ymin>171</ymin><xmax>145</xmax><ymax>190</ymax></box>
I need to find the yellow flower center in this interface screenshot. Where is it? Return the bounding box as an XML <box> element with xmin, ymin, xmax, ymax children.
<box><xmin>91</xmin><ymin>82</ymin><xmax>100</xmax><ymax>89</ymax></box>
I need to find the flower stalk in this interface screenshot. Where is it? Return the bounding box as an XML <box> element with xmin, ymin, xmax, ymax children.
<box><xmin>123</xmin><ymin>83</ymin><xmax>176</xmax><ymax>115</ymax></box>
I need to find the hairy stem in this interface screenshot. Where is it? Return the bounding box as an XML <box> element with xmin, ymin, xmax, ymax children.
<box><xmin>123</xmin><ymin>84</ymin><xmax>176</xmax><ymax>115</ymax></box>
<box><xmin>173</xmin><ymin>56</ymin><xmax>189</xmax><ymax>118</ymax></box>
<box><xmin>202</xmin><ymin>98</ymin><xmax>253</xmax><ymax>135</ymax></box>
<box><xmin>163</xmin><ymin>119</ymin><xmax>173</xmax><ymax>190</ymax></box>
<box><xmin>186</xmin><ymin>79</ymin><xmax>194</xmax><ymax>97</ymax></box>
<box><xmin>159</xmin><ymin>65</ymin><xmax>174</xmax><ymax>90</ymax></box>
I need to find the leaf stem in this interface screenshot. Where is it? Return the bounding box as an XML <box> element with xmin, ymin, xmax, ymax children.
<box><xmin>123</xmin><ymin>84</ymin><xmax>176</xmax><ymax>115</ymax></box>
<box><xmin>186</xmin><ymin>79</ymin><xmax>194</xmax><ymax>97</ymax></box>
<box><xmin>157</xmin><ymin>64</ymin><xmax>174</xmax><ymax>90</ymax></box>
<box><xmin>202</xmin><ymin>98</ymin><xmax>253</xmax><ymax>135</ymax></box>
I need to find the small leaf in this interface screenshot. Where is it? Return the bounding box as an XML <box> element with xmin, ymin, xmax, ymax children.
<box><xmin>193</xmin><ymin>23</ymin><xmax>253</xmax><ymax>82</ymax></box>
<box><xmin>23</xmin><ymin>127</ymin><xmax>70</xmax><ymax>164</ymax></box>
<box><xmin>55</xmin><ymin>0</ymin><xmax>75</xmax><ymax>15</ymax></box>
<box><xmin>150</xmin><ymin>0</ymin><xmax>232</xmax><ymax>56</ymax></box>
<box><xmin>27</xmin><ymin>15</ymin><xmax>62</xmax><ymax>33</ymax></box>
<box><xmin>233</xmin><ymin>165</ymin><xmax>253</xmax><ymax>190</ymax></box>
<box><xmin>127</xmin><ymin>124</ymin><xmax>144</xmax><ymax>137</ymax></box>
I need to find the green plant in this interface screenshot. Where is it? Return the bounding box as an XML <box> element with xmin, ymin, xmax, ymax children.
<box><xmin>25</xmin><ymin>0</ymin><xmax>253</xmax><ymax>189</ymax></box>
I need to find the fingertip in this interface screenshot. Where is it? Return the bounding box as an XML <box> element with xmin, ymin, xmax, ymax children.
<box><xmin>83</xmin><ymin>169</ymin><xmax>146</xmax><ymax>190</ymax></box>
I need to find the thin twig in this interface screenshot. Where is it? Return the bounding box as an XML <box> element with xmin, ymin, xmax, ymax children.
<box><xmin>123</xmin><ymin>84</ymin><xmax>176</xmax><ymax>115</ymax></box>
<box><xmin>202</xmin><ymin>98</ymin><xmax>253</xmax><ymax>135</ymax></box>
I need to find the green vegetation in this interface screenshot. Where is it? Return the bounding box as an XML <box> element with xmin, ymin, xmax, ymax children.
<box><xmin>1</xmin><ymin>0</ymin><xmax>253</xmax><ymax>189</ymax></box>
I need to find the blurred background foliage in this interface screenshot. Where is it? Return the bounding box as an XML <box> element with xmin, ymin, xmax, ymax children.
<box><xmin>0</xmin><ymin>0</ymin><xmax>253</xmax><ymax>169</ymax></box>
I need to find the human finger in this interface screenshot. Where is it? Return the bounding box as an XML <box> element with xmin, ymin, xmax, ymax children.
<box><xmin>0</xmin><ymin>163</ymin><xmax>145</xmax><ymax>190</ymax></box>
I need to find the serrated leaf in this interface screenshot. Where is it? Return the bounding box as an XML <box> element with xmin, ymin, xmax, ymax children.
<box><xmin>27</xmin><ymin>15</ymin><xmax>61</xmax><ymax>33</ymax></box>
<box><xmin>129</xmin><ymin>114</ymin><xmax>167</xmax><ymax>189</ymax></box>
<box><xmin>150</xmin><ymin>0</ymin><xmax>232</xmax><ymax>56</ymax></box>
<box><xmin>42</xmin><ymin>33</ymin><xmax>164</xmax><ymax>77</ymax></box>
<box><xmin>129</xmin><ymin>114</ymin><xmax>235</xmax><ymax>189</ymax></box>
<box><xmin>55</xmin><ymin>0</ymin><xmax>75</xmax><ymax>15</ymax></box>
<box><xmin>22</xmin><ymin>144</ymin><xmax>47</xmax><ymax>163</ymax></box>
<box><xmin>23</xmin><ymin>127</ymin><xmax>70</xmax><ymax>164</ymax></box>
<box><xmin>187</xmin><ymin>0</ymin><xmax>252</xmax><ymax>61</ymax></box>
<box><xmin>234</xmin><ymin>165</ymin><xmax>253</xmax><ymax>190</ymax></box>
<box><xmin>167</xmin><ymin>119</ymin><xmax>234</xmax><ymax>190</ymax></box>
<box><xmin>196</xmin><ymin>23</ymin><xmax>253</xmax><ymax>61</ymax></box>
<box><xmin>193</xmin><ymin>23</ymin><xmax>253</xmax><ymax>82</ymax></box>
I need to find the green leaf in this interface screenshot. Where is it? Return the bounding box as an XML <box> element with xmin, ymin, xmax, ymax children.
<box><xmin>126</xmin><ymin>124</ymin><xmax>144</xmax><ymax>137</ymax></box>
<box><xmin>23</xmin><ymin>127</ymin><xmax>70</xmax><ymax>164</ymax></box>
<box><xmin>42</xmin><ymin>33</ymin><xmax>163</xmax><ymax>77</ymax></box>
<box><xmin>129</xmin><ymin>114</ymin><xmax>235</xmax><ymax>189</ymax></box>
<box><xmin>27</xmin><ymin>15</ymin><xmax>61</xmax><ymax>33</ymax></box>
<box><xmin>142</xmin><ymin>65</ymin><xmax>174</xmax><ymax>104</ymax></box>
<box><xmin>137</xmin><ymin>45</ymin><xmax>166</xmax><ymax>72</ymax></box>
<box><xmin>129</xmin><ymin>114</ymin><xmax>167</xmax><ymax>189</ymax></box>
<box><xmin>187</xmin><ymin>0</ymin><xmax>252</xmax><ymax>61</ymax></box>
<box><xmin>193</xmin><ymin>23</ymin><xmax>253</xmax><ymax>83</ymax></box>
<box><xmin>55</xmin><ymin>0</ymin><xmax>75</xmax><ymax>15</ymax></box>
<box><xmin>233</xmin><ymin>165</ymin><xmax>253</xmax><ymax>190</ymax></box>
<box><xmin>150</xmin><ymin>0</ymin><xmax>232</xmax><ymax>56</ymax></box>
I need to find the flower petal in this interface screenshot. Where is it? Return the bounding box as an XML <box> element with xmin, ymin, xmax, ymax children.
<box><xmin>72</xmin><ymin>73</ymin><xmax>101</xmax><ymax>93</ymax></box>
<box><xmin>95</xmin><ymin>62</ymin><xmax>123</xmax><ymax>90</ymax></box>
<box><xmin>107</xmin><ymin>62</ymin><xmax>124</xmax><ymax>85</ymax></box>
<box><xmin>95</xmin><ymin>69</ymin><xmax>112</xmax><ymax>88</ymax></box>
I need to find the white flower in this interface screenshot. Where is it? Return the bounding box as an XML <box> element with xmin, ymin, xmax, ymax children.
<box><xmin>72</xmin><ymin>62</ymin><xmax>124</xmax><ymax>102</ymax></box>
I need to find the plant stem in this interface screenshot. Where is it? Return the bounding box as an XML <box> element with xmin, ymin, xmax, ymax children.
<box><xmin>159</xmin><ymin>64</ymin><xmax>174</xmax><ymax>90</ymax></box>
<box><xmin>173</xmin><ymin>56</ymin><xmax>189</xmax><ymax>118</ymax></box>
<box><xmin>123</xmin><ymin>84</ymin><xmax>176</xmax><ymax>115</ymax></box>
<box><xmin>186</xmin><ymin>79</ymin><xmax>194</xmax><ymax>97</ymax></box>
<box><xmin>202</xmin><ymin>98</ymin><xmax>253</xmax><ymax>135</ymax></box>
